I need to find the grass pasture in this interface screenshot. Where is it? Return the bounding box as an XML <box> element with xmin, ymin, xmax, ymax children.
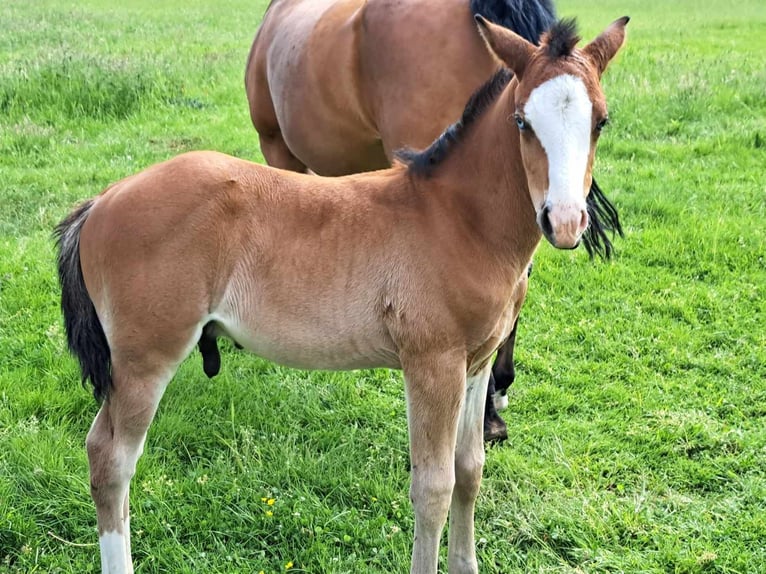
<box><xmin>1</xmin><ymin>0</ymin><xmax>765</xmax><ymax>572</ymax></box>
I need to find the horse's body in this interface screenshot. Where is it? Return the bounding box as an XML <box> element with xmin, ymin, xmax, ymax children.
<box><xmin>57</xmin><ymin>17</ymin><xmax>627</xmax><ymax>574</ymax></box>
<box><xmin>245</xmin><ymin>0</ymin><xmax>621</xmax><ymax>440</ymax></box>
<box><xmin>246</xmin><ymin>0</ymin><xmax>553</xmax><ymax>174</ymax></box>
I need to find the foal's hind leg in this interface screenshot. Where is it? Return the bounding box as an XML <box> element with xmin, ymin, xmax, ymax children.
<box><xmin>87</xmin><ymin>360</ymin><xmax>174</xmax><ymax>574</ymax></box>
<box><xmin>449</xmin><ymin>362</ymin><xmax>491</xmax><ymax>574</ymax></box>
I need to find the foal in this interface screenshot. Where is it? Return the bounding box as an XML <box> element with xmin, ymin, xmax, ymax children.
<box><xmin>56</xmin><ymin>16</ymin><xmax>627</xmax><ymax>574</ymax></box>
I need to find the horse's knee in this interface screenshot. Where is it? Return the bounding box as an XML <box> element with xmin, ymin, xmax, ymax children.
<box><xmin>86</xmin><ymin>401</ymin><xmax>150</xmax><ymax>494</ymax></box>
<box><xmin>454</xmin><ymin>451</ymin><xmax>484</xmax><ymax>504</ymax></box>
<box><xmin>410</xmin><ymin>470</ymin><xmax>454</xmax><ymax>529</ymax></box>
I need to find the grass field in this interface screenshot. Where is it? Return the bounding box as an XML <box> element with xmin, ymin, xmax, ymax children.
<box><xmin>1</xmin><ymin>0</ymin><xmax>765</xmax><ymax>572</ymax></box>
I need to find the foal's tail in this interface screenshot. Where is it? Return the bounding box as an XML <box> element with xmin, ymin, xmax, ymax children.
<box><xmin>54</xmin><ymin>200</ymin><xmax>112</xmax><ymax>403</ymax></box>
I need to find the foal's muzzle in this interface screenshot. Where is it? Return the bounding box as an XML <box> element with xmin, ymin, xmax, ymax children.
<box><xmin>537</xmin><ymin>202</ymin><xmax>589</xmax><ymax>249</ymax></box>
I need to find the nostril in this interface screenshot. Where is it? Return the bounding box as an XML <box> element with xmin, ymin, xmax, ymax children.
<box><xmin>539</xmin><ymin>204</ymin><xmax>554</xmax><ymax>238</ymax></box>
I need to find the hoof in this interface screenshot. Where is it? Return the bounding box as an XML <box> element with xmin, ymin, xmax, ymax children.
<box><xmin>483</xmin><ymin>416</ymin><xmax>508</xmax><ymax>443</ymax></box>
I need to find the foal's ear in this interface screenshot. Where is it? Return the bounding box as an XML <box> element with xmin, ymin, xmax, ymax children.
<box><xmin>582</xmin><ymin>16</ymin><xmax>630</xmax><ymax>76</ymax></box>
<box><xmin>475</xmin><ymin>15</ymin><xmax>535</xmax><ymax>78</ymax></box>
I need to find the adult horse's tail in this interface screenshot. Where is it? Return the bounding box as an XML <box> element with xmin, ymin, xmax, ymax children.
<box><xmin>54</xmin><ymin>200</ymin><xmax>112</xmax><ymax>402</ymax></box>
<box><xmin>471</xmin><ymin>0</ymin><xmax>623</xmax><ymax>259</ymax></box>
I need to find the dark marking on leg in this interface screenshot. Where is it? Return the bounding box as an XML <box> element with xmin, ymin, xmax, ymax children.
<box><xmin>492</xmin><ymin>318</ymin><xmax>519</xmax><ymax>394</ymax></box>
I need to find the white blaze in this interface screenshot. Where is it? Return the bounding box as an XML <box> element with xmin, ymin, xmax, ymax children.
<box><xmin>523</xmin><ymin>74</ymin><xmax>592</xmax><ymax>211</ymax></box>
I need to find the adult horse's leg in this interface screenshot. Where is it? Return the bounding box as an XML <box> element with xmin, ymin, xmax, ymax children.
<box><xmin>87</xmin><ymin>358</ymin><xmax>174</xmax><ymax>574</ymax></box>
<box><xmin>483</xmin><ymin>370</ymin><xmax>509</xmax><ymax>442</ymax></box>
<box><xmin>449</xmin><ymin>362</ymin><xmax>491</xmax><ymax>574</ymax></box>
<box><xmin>403</xmin><ymin>353</ymin><xmax>466</xmax><ymax>574</ymax></box>
<box><xmin>490</xmin><ymin>320</ymin><xmax>519</xmax><ymax>407</ymax></box>
<box><xmin>483</xmin><ymin>266</ymin><xmax>531</xmax><ymax>442</ymax></box>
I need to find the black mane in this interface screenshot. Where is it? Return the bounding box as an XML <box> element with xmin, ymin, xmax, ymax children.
<box><xmin>470</xmin><ymin>0</ymin><xmax>556</xmax><ymax>43</ymax></box>
<box><xmin>394</xmin><ymin>68</ymin><xmax>513</xmax><ymax>178</ymax></box>
<box><xmin>544</xmin><ymin>18</ymin><xmax>580</xmax><ymax>59</ymax></box>
<box><xmin>395</xmin><ymin>0</ymin><xmax>556</xmax><ymax>178</ymax></box>
<box><xmin>583</xmin><ymin>179</ymin><xmax>623</xmax><ymax>259</ymax></box>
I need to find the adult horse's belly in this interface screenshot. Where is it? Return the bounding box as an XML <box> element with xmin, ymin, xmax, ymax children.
<box><xmin>283</xmin><ymin>127</ymin><xmax>389</xmax><ymax>177</ymax></box>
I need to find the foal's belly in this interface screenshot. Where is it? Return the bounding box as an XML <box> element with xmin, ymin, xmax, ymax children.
<box><xmin>223</xmin><ymin>324</ymin><xmax>400</xmax><ymax>371</ymax></box>
<box><xmin>211</xmin><ymin>290</ymin><xmax>401</xmax><ymax>372</ymax></box>
<box><xmin>222</xmin><ymin>320</ymin><xmax>401</xmax><ymax>372</ymax></box>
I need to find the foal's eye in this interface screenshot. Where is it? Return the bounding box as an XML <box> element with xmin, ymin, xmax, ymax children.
<box><xmin>595</xmin><ymin>117</ymin><xmax>609</xmax><ymax>132</ymax></box>
<box><xmin>514</xmin><ymin>114</ymin><xmax>527</xmax><ymax>131</ymax></box>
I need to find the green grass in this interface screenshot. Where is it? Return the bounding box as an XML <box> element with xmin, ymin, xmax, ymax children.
<box><xmin>1</xmin><ymin>0</ymin><xmax>765</xmax><ymax>572</ymax></box>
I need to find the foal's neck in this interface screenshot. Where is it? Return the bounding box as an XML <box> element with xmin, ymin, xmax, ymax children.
<box><xmin>425</xmin><ymin>79</ymin><xmax>542</xmax><ymax>278</ymax></box>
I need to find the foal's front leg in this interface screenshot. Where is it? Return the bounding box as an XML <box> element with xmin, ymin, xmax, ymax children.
<box><xmin>449</xmin><ymin>362</ymin><xmax>491</xmax><ymax>574</ymax></box>
<box><xmin>403</xmin><ymin>353</ymin><xmax>467</xmax><ymax>574</ymax></box>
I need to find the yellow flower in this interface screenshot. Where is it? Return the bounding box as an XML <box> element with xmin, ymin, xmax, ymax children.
<box><xmin>258</xmin><ymin>571</ymin><xmax>265</xmax><ymax>574</ymax></box>
<box><xmin>285</xmin><ymin>561</ymin><xmax>294</xmax><ymax>570</ymax></box>
<box><xmin>267</xmin><ymin>498</ymin><xmax>276</xmax><ymax>506</ymax></box>
<box><xmin>261</xmin><ymin>497</ymin><xmax>268</xmax><ymax>503</ymax></box>
<box><xmin>265</xmin><ymin>510</ymin><xmax>273</xmax><ymax>517</ymax></box>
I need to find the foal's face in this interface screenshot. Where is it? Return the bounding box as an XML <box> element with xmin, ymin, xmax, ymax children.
<box><xmin>514</xmin><ymin>56</ymin><xmax>608</xmax><ymax>249</ymax></box>
<box><xmin>478</xmin><ymin>16</ymin><xmax>628</xmax><ymax>249</ymax></box>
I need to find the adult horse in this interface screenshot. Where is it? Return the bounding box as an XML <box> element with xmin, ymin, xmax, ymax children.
<box><xmin>57</xmin><ymin>16</ymin><xmax>627</xmax><ymax>573</ymax></box>
<box><xmin>245</xmin><ymin>0</ymin><xmax>622</xmax><ymax>441</ymax></box>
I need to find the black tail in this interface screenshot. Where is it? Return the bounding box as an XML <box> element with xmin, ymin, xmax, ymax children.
<box><xmin>54</xmin><ymin>200</ymin><xmax>112</xmax><ymax>403</ymax></box>
<box><xmin>471</xmin><ymin>0</ymin><xmax>623</xmax><ymax>259</ymax></box>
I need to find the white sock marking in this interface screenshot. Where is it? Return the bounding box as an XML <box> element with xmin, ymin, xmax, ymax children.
<box><xmin>493</xmin><ymin>392</ymin><xmax>509</xmax><ymax>411</ymax></box>
<box><xmin>100</xmin><ymin>530</ymin><xmax>129</xmax><ymax>574</ymax></box>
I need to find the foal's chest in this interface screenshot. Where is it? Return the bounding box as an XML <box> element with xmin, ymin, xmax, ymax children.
<box><xmin>466</xmin><ymin>297</ymin><xmax>519</xmax><ymax>376</ymax></box>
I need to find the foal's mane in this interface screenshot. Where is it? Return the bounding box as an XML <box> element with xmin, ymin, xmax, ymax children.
<box><xmin>393</xmin><ymin>68</ymin><xmax>513</xmax><ymax>178</ymax></box>
<box><xmin>543</xmin><ymin>18</ymin><xmax>580</xmax><ymax>59</ymax></box>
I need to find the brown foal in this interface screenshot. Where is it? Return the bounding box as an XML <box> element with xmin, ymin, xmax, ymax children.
<box><xmin>56</xmin><ymin>17</ymin><xmax>627</xmax><ymax>574</ymax></box>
